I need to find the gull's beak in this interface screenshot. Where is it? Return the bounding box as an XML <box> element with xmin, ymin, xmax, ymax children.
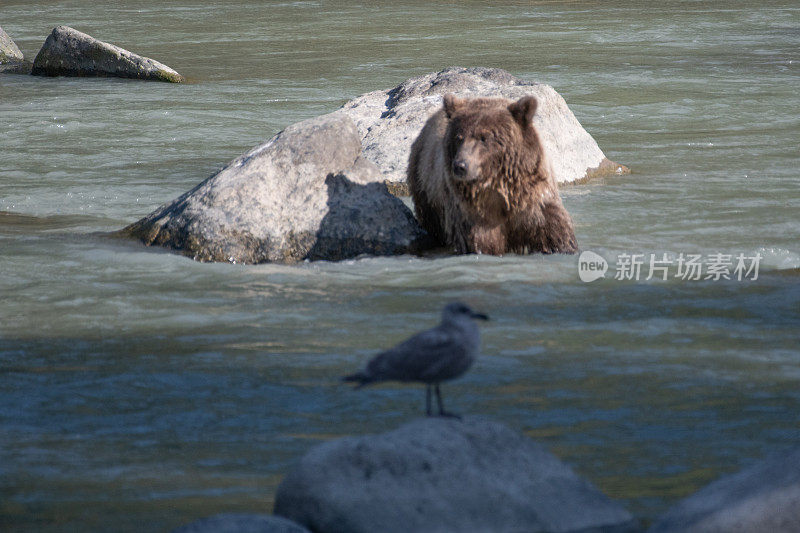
<box><xmin>471</xmin><ymin>311</ymin><xmax>489</xmax><ymax>321</ymax></box>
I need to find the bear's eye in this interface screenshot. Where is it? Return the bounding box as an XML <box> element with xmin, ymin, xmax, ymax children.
<box><xmin>479</xmin><ymin>133</ymin><xmax>492</xmax><ymax>143</ymax></box>
<box><xmin>455</xmin><ymin>133</ymin><xmax>464</xmax><ymax>142</ymax></box>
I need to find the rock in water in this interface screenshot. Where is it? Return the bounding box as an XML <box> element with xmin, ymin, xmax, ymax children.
<box><xmin>0</xmin><ymin>25</ymin><xmax>31</xmax><ymax>74</ymax></box>
<box><xmin>30</xmin><ymin>26</ymin><xmax>184</xmax><ymax>82</ymax></box>
<box><xmin>172</xmin><ymin>513</ymin><xmax>310</xmax><ymax>533</ymax></box>
<box><xmin>648</xmin><ymin>447</ymin><xmax>800</xmax><ymax>533</ymax></box>
<box><xmin>121</xmin><ymin>113</ymin><xmax>428</xmax><ymax>263</ymax></box>
<box><xmin>0</xmin><ymin>25</ymin><xmax>24</xmax><ymax>63</ymax></box>
<box><xmin>336</xmin><ymin>66</ymin><xmax>628</xmax><ymax>192</ymax></box>
<box><xmin>274</xmin><ymin>417</ymin><xmax>639</xmax><ymax>533</ymax></box>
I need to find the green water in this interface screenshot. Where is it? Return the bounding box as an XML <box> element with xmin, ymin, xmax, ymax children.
<box><xmin>1</xmin><ymin>1</ymin><xmax>799</xmax><ymax>531</ymax></box>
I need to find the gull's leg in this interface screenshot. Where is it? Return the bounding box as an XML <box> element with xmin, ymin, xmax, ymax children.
<box><xmin>426</xmin><ymin>384</ymin><xmax>432</xmax><ymax>416</ymax></box>
<box><xmin>435</xmin><ymin>384</ymin><xmax>461</xmax><ymax>419</ymax></box>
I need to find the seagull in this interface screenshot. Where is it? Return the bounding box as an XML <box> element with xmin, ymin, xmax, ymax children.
<box><xmin>343</xmin><ymin>302</ymin><xmax>489</xmax><ymax>417</ymax></box>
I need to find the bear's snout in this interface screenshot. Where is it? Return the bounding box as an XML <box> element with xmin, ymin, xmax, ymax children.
<box><xmin>452</xmin><ymin>159</ymin><xmax>468</xmax><ymax>178</ymax></box>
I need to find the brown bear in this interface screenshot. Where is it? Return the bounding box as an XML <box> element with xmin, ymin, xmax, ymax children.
<box><xmin>407</xmin><ymin>93</ymin><xmax>577</xmax><ymax>255</ymax></box>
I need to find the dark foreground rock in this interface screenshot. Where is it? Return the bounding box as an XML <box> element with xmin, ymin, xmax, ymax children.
<box><xmin>31</xmin><ymin>26</ymin><xmax>184</xmax><ymax>82</ymax></box>
<box><xmin>121</xmin><ymin>113</ymin><xmax>427</xmax><ymax>263</ymax></box>
<box><xmin>274</xmin><ymin>417</ymin><xmax>639</xmax><ymax>533</ymax></box>
<box><xmin>173</xmin><ymin>513</ymin><xmax>310</xmax><ymax>533</ymax></box>
<box><xmin>648</xmin><ymin>447</ymin><xmax>800</xmax><ymax>533</ymax></box>
<box><xmin>336</xmin><ymin>66</ymin><xmax>628</xmax><ymax>191</ymax></box>
<box><xmin>0</xmin><ymin>25</ymin><xmax>31</xmax><ymax>74</ymax></box>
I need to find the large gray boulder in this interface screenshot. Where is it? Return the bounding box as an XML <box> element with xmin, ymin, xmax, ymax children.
<box><xmin>336</xmin><ymin>67</ymin><xmax>628</xmax><ymax>193</ymax></box>
<box><xmin>31</xmin><ymin>26</ymin><xmax>184</xmax><ymax>82</ymax></box>
<box><xmin>0</xmin><ymin>25</ymin><xmax>31</xmax><ymax>74</ymax></box>
<box><xmin>648</xmin><ymin>447</ymin><xmax>800</xmax><ymax>533</ymax></box>
<box><xmin>274</xmin><ymin>417</ymin><xmax>639</xmax><ymax>533</ymax></box>
<box><xmin>173</xmin><ymin>513</ymin><xmax>310</xmax><ymax>533</ymax></box>
<box><xmin>121</xmin><ymin>113</ymin><xmax>428</xmax><ymax>263</ymax></box>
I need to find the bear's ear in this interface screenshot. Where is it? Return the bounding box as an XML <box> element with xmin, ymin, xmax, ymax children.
<box><xmin>508</xmin><ymin>96</ymin><xmax>538</xmax><ymax>129</ymax></box>
<box><xmin>443</xmin><ymin>93</ymin><xmax>464</xmax><ymax>118</ymax></box>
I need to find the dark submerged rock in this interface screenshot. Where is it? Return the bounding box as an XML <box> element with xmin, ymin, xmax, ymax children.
<box><xmin>31</xmin><ymin>26</ymin><xmax>184</xmax><ymax>82</ymax></box>
<box><xmin>0</xmin><ymin>60</ymin><xmax>32</xmax><ymax>75</ymax></box>
<box><xmin>274</xmin><ymin>417</ymin><xmax>640</xmax><ymax>533</ymax></box>
<box><xmin>121</xmin><ymin>113</ymin><xmax>428</xmax><ymax>263</ymax></box>
<box><xmin>648</xmin><ymin>447</ymin><xmax>800</xmax><ymax>533</ymax></box>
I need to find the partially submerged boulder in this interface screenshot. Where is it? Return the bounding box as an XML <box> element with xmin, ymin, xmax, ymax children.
<box><xmin>172</xmin><ymin>513</ymin><xmax>310</xmax><ymax>533</ymax></box>
<box><xmin>121</xmin><ymin>113</ymin><xmax>428</xmax><ymax>263</ymax></box>
<box><xmin>120</xmin><ymin>68</ymin><xmax>625</xmax><ymax>263</ymax></box>
<box><xmin>0</xmin><ymin>25</ymin><xmax>31</xmax><ymax>74</ymax></box>
<box><xmin>648</xmin><ymin>447</ymin><xmax>800</xmax><ymax>533</ymax></box>
<box><xmin>274</xmin><ymin>417</ymin><xmax>639</xmax><ymax>533</ymax></box>
<box><xmin>336</xmin><ymin>67</ymin><xmax>628</xmax><ymax>193</ymax></box>
<box><xmin>31</xmin><ymin>26</ymin><xmax>184</xmax><ymax>82</ymax></box>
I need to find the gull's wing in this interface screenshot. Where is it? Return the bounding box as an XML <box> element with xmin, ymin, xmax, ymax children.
<box><xmin>365</xmin><ymin>325</ymin><xmax>464</xmax><ymax>383</ymax></box>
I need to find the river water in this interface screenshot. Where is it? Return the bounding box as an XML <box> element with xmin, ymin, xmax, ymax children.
<box><xmin>1</xmin><ymin>1</ymin><xmax>799</xmax><ymax>530</ymax></box>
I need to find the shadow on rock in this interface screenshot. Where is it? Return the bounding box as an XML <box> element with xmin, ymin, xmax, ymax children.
<box><xmin>120</xmin><ymin>113</ymin><xmax>429</xmax><ymax>264</ymax></box>
<box><xmin>306</xmin><ymin>173</ymin><xmax>432</xmax><ymax>261</ymax></box>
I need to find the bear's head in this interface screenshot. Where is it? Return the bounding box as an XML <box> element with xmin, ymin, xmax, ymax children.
<box><xmin>442</xmin><ymin>93</ymin><xmax>542</xmax><ymax>188</ymax></box>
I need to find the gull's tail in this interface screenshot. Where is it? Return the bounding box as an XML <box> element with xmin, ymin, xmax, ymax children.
<box><xmin>342</xmin><ymin>371</ymin><xmax>371</xmax><ymax>389</ymax></box>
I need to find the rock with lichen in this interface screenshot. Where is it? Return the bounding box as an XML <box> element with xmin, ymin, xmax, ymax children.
<box><xmin>31</xmin><ymin>26</ymin><xmax>184</xmax><ymax>82</ymax></box>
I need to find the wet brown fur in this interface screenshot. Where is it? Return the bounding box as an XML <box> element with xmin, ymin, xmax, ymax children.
<box><xmin>407</xmin><ymin>94</ymin><xmax>577</xmax><ymax>255</ymax></box>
